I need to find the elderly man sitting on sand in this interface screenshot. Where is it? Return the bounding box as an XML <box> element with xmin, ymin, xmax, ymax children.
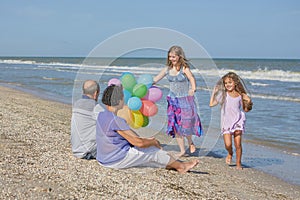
<box><xmin>95</xmin><ymin>84</ymin><xmax>199</xmax><ymax>173</ymax></box>
<box><xmin>71</xmin><ymin>80</ymin><xmax>104</xmax><ymax>159</ymax></box>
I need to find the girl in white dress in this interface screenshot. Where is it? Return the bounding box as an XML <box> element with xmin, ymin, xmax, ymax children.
<box><xmin>210</xmin><ymin>72</ymin><xmax>252</xmax><ymax>169</ymax></box>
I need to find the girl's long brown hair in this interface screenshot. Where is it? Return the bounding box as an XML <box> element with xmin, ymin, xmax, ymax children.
<box><xmin>214</xmin><ymin>72</ymin><xmax>251</xmax><ymax>110</ymax></box>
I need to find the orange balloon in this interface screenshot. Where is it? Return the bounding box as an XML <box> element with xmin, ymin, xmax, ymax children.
<box><xmin>117</xmin><ymin>105</ymin><xmax>132</xmax><ymax>124</ymax></box>
<box><xmin>140</xmin><ymin>100</ymin><xmax>158</xmax><ymax>117</ymax></box>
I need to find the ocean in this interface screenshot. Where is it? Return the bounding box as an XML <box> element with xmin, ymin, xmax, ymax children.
<box><xmin>0</xmin><ymin>57</ymin><xmax>299</xmax><ymax>185</ymax></box>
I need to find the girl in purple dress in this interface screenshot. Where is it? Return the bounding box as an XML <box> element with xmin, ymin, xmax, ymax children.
<box><xmin>153</xmin><ymin>46</ymin><xmax>203</xmax><ymax>158</ymax></box>
<box><xmin>209</xmin><ymin>72</ymin><xmax>252</xmax><ymax>169</ymax></box>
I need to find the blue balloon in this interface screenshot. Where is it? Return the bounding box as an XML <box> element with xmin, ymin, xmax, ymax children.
<box><xmin>123</xmin><ymin>89</ymin><xmax>132</xmax><ymax>105</ymax></box>
<box><xmin>128</xmin><ymin>97</ymin><xmax>142</xmax><ymax>111</ymax></box>
<box><xmin>137</xmin><ymin>74</ymin><xmax>153</xmax><ymax>88</ymax></box>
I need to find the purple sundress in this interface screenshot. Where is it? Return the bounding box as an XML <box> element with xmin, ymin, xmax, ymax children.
<box><xmin>166</xmin><ymin>68</ymin><xmax>203</xmax><ymax>137</ymax></box>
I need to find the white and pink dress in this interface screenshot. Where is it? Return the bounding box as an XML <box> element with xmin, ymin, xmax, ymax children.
<box><xmin>219</xmin><ymin>92</ymin><xmax>246</xmax><ymax>135</ymax></box>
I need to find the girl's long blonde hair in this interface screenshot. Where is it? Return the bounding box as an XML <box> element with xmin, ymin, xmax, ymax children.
<box><xmin>167</xmin><ymin>46</ymin><xmax>189</xmax><ymax>71</ymax></box>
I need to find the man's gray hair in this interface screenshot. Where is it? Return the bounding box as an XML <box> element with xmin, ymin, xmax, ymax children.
<box><xmin>83</xmin><ymin>80</ymin><xmax>99</xmax><ymax>96</ymax></box>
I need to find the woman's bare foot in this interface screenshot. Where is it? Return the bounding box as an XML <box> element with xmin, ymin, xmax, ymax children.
<box><xmin>177</xmin><ymin>159</ymin><xmax>200</xmax><ymax>174</ymax></box>
<box><xmin>190</xmin><ymin>143</ymin><xmax>196</xmax><ymax>154</ymax></box>
<box><xmin>225</xmin><ymin>154</ymin><xmax>232</xmax><ymax>165</ymax></box>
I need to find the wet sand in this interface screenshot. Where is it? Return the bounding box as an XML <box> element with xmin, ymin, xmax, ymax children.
<box><xmin>0</xmin><ymin>86</ymin><xmax>299</xmax><ymax>199</ymax></box>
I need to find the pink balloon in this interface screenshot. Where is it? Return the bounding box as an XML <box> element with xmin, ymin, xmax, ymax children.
<box><xmin>108</xmin><ymin>78</ymin><xmax>121</xmax><ymax>86</ymax></box>
<box><xmin>142</xmin><ymin>86</ymin><xmax>163</xmax><ymax>102</ymax></box>
<box><xmin>140</xmin><ymin>100</ymin><xmax>158</xmax><ymax>117</ymax></box>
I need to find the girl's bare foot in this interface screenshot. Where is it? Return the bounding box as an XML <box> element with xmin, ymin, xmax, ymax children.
<box><xmin>225</xmin><ymin>154</ymin><xmax>232</xmax><ymax>164</ymax></box>
<box><xmin>175</xmin><ymin>151</ymin><xmax>186</xmax><ymax>158</ymax></box>
<box><xmin>177</xmin><ymin>159</ymin><xmax>200</xmax><ymax>174</ymax></box>
<box><xmin>236</xmin><ymin>165</ymin><xmax>243</xmax><ymax>170</ymax></box>
<box><xmin>190</xmin><ymin>143</ymin><xmax>196</xmax><ymax>154</ymax></box>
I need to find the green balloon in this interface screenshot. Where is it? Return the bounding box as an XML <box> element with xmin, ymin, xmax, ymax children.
<box><xmin>132</xmin><ymin>83</ymin><xmax>147</xmax><ymax>98</ymax></box>
<box><xmin>121</xmin><ymin>73</ymin><xmax>136</xmax><ymax>92</ymax></box>
<box><xmin>142</xmin><ymin>115</ymin><xmax>149</xmax><ymax>127</ymax></box>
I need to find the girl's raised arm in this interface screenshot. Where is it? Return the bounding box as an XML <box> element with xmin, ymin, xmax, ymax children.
<box><xmin>153</xmin><ymin>67</ymin><xmax>168</xmax><ymax>84</ymax></box>
<box><xmin>209</xmin><ymin>86</ymin><xmax>219</xmax><ymax>107</ymax></box>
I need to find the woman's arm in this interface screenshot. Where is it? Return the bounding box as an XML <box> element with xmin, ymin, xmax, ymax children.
<box><xmin>117</xmin><ymin>129</ymin><xmax>162</xmax><ymax>149</ymax></box>
<box><xmin>183</xmin><ymin>68</ymin><xmax>197</xmax><ymax>96</ymax></box>
<box><xmin>153</xmin><ymin>67</ymin><xmax>167</xmax><ymax>84</ymax></box>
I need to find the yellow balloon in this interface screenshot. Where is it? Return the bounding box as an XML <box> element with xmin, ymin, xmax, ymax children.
<box><xmin>130</xmin><ymin>110</ymin><xmax>144</xmax><ymax>129</ymax></box>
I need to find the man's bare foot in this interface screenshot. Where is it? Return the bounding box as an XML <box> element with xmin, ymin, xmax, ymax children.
<box><xmin>190</xmin><ymin>143</ymin><xmax>196</xmax><ymax>154</ymax></box>
<box><xmin>225</xmin><ymin>154</ymin><xmax>232</xmax><ymax>164</ymax></box>
<box><xmin>177</xmin><ymin>159</ymin><xmax>200</xmax><ymax>174</ymax></box>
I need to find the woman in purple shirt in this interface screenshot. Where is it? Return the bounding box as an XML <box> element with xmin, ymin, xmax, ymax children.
<box><xmin>96</xmin><ymin>84</ymin><xmax>199</xmax><ymax>173</ymax></box>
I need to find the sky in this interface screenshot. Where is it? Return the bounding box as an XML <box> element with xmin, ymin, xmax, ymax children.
<box><xmin>0</xmin><ymin>0</ymin><xmax>299</xmax><ymax>59</ymax></box>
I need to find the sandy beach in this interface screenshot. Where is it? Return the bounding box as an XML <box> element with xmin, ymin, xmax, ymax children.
<box><xmin>0</xmin><ymin>85</ymin><xmax>299</xmax><ymax>199</ymax></box>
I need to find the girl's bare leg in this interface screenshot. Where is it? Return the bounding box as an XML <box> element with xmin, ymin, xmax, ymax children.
<box><xmin>186</xmin><ymin>135</ymin><xmax>196</xmax><ymax>153</ymax></box>
<box><xmin>234</xmin><ymin>131</ymin><xmax>243</xmax><ymax>169</ymax></box>
<box><xmin>175</xmin><ymin>135</ymin><xmax>186</xmax><ymax>157</ymax></box>
<box><xmin>223</xmin><ymin>134</ymin><xmax>233</xmax><ymax>164</ymax></box>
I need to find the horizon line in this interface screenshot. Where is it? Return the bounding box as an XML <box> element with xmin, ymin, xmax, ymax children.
<box><xmin>0</xmin><ymin>55</ymin><xmax>299</xmax><ymax>60</ymax></box>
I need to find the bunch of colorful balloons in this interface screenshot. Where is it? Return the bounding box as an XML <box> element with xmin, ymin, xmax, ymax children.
<box><xmin>107</xmin><ymin>72</ymin><xmax>163</xmax><ymax>129</ymax></box>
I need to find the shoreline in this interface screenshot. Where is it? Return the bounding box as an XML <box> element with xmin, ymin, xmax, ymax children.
<box><xmin>1</xmin><ymin>85</ymin><xmax>299</xmax><ymax>199</ymax></box>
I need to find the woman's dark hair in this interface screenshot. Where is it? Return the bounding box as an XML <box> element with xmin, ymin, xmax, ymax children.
<box><xmin>102</xmin><ymin>84</ymin><xmax>124</xmax><ymax>106</ymax></box>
